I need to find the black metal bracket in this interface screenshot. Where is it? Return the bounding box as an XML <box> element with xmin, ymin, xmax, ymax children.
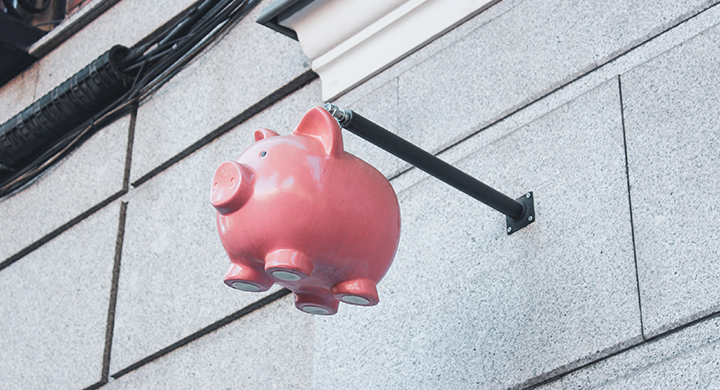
<box><xmin>506</xmin><ymin>192</ymin><xmax>535</xmax><ymax>235</ymax></box>
<box><xmin>324</xmin><ymin>103</ymin><xmax>536</xmax><ymax>235</ymax></box>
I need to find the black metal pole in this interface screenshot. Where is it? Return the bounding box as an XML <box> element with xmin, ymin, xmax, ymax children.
<box><xmin>324</xmin><ymin>103</ymin><xmax>528</xmax><ymax>222</ymax></box>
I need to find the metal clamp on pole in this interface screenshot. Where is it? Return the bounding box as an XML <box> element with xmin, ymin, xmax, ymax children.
<box><xmin>324</xmin><ymin>103</ymin><xmax>535</xmax><ymax>235</ymax></box>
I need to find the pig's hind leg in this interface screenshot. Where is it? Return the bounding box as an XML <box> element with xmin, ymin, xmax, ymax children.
<box><xmin>294</xmin><ymin>291</ymin><xmax>339</xmax><ymax>315</ymax></box>
<box><xmin>224</xmin><ymin>261</ymin><xmax>274</xmax><ymax>292</ymax></box>
<box><xmin>264</xmin><ymin>249</ymin><xmax>314</xmax><ymax>281</ymax></box>
<box><xmin>332</xmin><ymin>278</ymin><xmax>379</xmax><ymax>306</ymax></box>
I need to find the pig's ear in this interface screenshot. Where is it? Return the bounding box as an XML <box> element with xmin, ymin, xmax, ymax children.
<box><xmin>254</xmin><ymin>129</ymin><xmax>279</xmax><ymax>142</ymax></box>
<box><xmin>292</xmin><ymin>106</ymin><xmax>343</xmax><ymax>157</ymax></box>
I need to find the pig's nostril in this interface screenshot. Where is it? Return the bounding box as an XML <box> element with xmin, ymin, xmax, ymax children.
<box><xmin>211</xmin><ymin>161</ymin><xmax>253</xmax><ymax>214</ymax></box>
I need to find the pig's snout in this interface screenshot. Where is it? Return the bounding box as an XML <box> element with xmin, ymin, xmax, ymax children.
<box><xmin>211</xmin><ymin>161</ymin><xmax>255</xmax><ymax>215</ymax></box>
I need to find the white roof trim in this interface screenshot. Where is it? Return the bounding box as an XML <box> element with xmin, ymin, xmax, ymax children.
<box><xmin>280</xmin><ymin>0</ymin><xmax>497</xmax><ymax>101</ymax></box>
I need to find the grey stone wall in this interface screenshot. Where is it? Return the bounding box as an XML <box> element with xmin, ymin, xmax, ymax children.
<box><xmin>1</xmin><ymin>0</ymin><xmax>719</xmax><ymax>389</ymax></box>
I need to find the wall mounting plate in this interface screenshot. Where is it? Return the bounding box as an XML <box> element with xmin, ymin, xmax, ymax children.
<box><xmin>506</xmin><ymin>192</ymin><xmax>535</xmax><ymax>235</ymax></box>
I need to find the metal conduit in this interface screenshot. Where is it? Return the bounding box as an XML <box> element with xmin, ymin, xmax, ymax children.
<box><xmin>0</xmin><ymin>45</ymin><xmax>133</xmax><ymax>172</ymax></box>
<box><xmin>324</xmin><ymin>103</ymin><xmax>536</xmax><ymax>234</ymax></box>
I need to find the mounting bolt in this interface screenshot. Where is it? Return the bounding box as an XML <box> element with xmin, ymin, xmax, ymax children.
<box><xmin>324</xmin><ymin>103</ymin><xmax>351</xmax><ymax>126</ymax></box>
<box><xmin>507</xmin><ymin>191</ymin><xmax>534</xmax><ymax>235</ymax></box>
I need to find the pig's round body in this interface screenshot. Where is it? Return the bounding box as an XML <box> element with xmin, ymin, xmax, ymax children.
<box><xmin>211</xmin><ymin>107</ymin><xmax>401</xmax><ymax>315</ymax></box>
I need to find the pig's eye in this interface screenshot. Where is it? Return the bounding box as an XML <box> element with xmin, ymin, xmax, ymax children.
<box><xmin>260</xmin><ymin>150</ymin><xmax>267</xmax><ymax>157</ymax></box>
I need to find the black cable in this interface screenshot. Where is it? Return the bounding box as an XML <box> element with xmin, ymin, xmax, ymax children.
<box><xmin>0</xmin><ymin>0</ymin><xmax>260</xmax><ymax>198</ymax></box>
<box><xmin>128</xmin><ymin>0</ymin><xmax>259</xmax><ymax>99</ymax></box>
<box><xmin>33</xmin><ymin>19</ymin><xmax>65</xmax><ymax>27</ymax></box>
<box><xmin>157</xmin><ymin>0</ymin><xmax>223</xmax><ymax>48</ymax></box>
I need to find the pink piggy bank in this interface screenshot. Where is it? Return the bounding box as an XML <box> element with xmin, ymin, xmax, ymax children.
<box><xmin>210</xmin><ymin>106</ymin><xmax>401</xmax><ymax>315</ymax></box>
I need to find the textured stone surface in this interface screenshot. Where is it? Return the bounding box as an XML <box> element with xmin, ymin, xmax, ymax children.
<box><xmin>395</xmin><ymin>0</ymin><xmax>716</xmax><ymax>157</ymax></box>
<box><xmin>0</xmin><ymin>66</ymin><xmax>39</xmax><ymax>124</ymax></box>
<box><xmin>107</xmin><ymin>295</ymin><xmax>313</xmax><ymax>390</ymax></box>
<box><xmin>32</xmin><ymin>0</ymin><xmax>197</xmax><ymax>99</ymax></box>
<box><xmin>333</xmin><ymin>0</ymin><xmax>526</xmax><ymax>106</ymax></box>
<box><xmin>129</xmin><ymin>2</ymin><xmax>311</xmax><ymax>182</ymax></box>
<box><xmin>0</xmin><ymin>202</ymin><xmax>121</xmax><ymax>390</ymax></box>
<box><xmin>341</xmin><ymin>78</ymin><xmax>408</xmax><ymax>179</ymax></box>
<box><xmin>388</xmin><ymin>3</ymin><xmax>720</xmax><ymax>198</ymax></box>
<box><xmin>622</xmin><ymin>23</ymin><xmax>720</xmax><ymax>338</ymax></box>
<box><xmin>3</xmin><ymin>0</ymin><xmax>720</xmax><ymax>387</ymax></box>
<box><xmin>111</xmin><ymin>81</ymin><xmax>321</xmax><ymax>374</ymax></box>
<box><xmin>313</xmin><ymin>80</ymin><xmax>641</xmax><ymax>389</ymax></box>
<box><xmin>561</xmin><ymin>316</ymin><xmax>720</xmax><ymax>389</ymax></box>
<box><xmin>0</xmin><ymin>115</ymin><xmax>130</xmax><ymax>262</ymax></box>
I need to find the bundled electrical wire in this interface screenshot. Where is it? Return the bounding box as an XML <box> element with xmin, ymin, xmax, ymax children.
<box><xmin>0</xmin><ymin>0</ymin><xmax>261</xmax><ymax>198</ymax></box>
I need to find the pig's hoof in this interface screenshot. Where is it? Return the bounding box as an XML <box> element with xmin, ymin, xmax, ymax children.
<box><xmin>294</xmin><ymin>293</ymin><xmax>338</xmax><ymax>315</ymax></box>
<box><xmin>332</xmin><ymin>278</ymin><xmax>379</xmax><ymax>306</ymax></box>
<box><xmin>224</xmin><ymin>262</ymin><xmax>273</xmax><ymax>292</ymax></box>
<box><xmin>265</xmin><ymin>249</ymin><xmax>313</xmax><ymax>281</ymax></box>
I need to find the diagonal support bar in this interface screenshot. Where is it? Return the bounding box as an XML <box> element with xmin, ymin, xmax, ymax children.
<box><xmin>324</xmin><ymin>103</ymin><xmax>535</xmax><ymax>234</ymax></box>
